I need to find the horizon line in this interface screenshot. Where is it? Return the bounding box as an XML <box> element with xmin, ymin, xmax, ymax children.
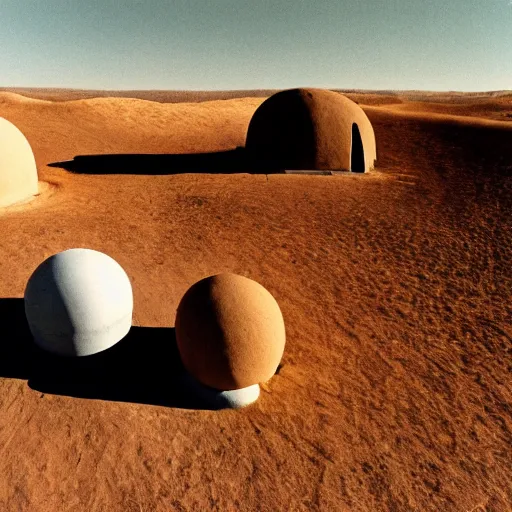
<box><xmin>1</xmin><ymin>86</ymin><xmax>511</xmax><ymax>95</ymax></box>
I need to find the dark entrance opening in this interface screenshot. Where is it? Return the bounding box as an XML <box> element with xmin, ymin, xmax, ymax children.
<box><xmin>351</xmin><ymin>123</ymin><xmax>365</xmax><ymax>173</ymax></box>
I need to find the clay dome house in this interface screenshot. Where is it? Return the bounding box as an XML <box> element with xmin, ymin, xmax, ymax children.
<box><xmin>0</xmin><ymin>117</ymin><xmax>38</xmax><ymax>207</ymax></box>
<box><xmin>245</xmin><ymin>88</ymin><xmax>377</xmax><ymax>173</ymax></box>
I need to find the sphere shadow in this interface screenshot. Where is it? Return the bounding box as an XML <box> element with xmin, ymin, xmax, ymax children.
<box><xmin>0</xmin><ymin>298</ymin><xmax>219</xmax><ymax>410</ymax></box>
<box><xmin>47</xmin><ymin>147</ymin><xmax>285</xmax><ymax>175</ymax></box>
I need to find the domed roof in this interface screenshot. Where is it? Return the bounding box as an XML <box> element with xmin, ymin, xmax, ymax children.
<box><xmin>175</xmin><ymin>273</ymin><xmax>286</xmax><ymax>391</ymax></box>
<box><xmin>0</xmin><ymin>117</ymin><xmax>38</xmax><ymax>207</ymax></box>
<box><xmin>246</xmin><ymin>88</ymin><xmax>376</xmax><ymax>173</ymax></box>
<box><xmin>24</xmin><ymin>248</ymin><xmax>133</xmax><ymax>356</ymax></box>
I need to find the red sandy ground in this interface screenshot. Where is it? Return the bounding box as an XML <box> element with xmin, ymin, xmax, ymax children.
<box><xmin>0</xmin><ymin>90</ymin><xmax>511</xmax><ymax>511</ymax></box>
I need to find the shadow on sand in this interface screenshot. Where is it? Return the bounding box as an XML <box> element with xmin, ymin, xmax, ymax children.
<box><xmin>0</xmin><ymin>298</ymin><xmax>216</xmax><ymax>410</ymax></box>
<box><xmin>48</xmin><ymin>148</ymin><xmax>285</xmax><ymax>175</ymax></box>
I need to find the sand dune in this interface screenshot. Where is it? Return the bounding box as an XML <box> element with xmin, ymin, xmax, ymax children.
<box><xmin>380</xmin><ymin>99</ymin><xmax>512</xmax><ymax>123</ymax></box>
<box><xmin>0</xmin><ymin>91</ymin><xmax>511</xmax><ymax>511</ymax></box>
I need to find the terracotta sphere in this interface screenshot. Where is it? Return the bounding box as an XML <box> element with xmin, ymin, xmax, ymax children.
<box><xmin>0</xmin><ymin>117</ymin><xmax>38</xmax><ymax>207</ymax></box>
<box><xmin>245</xmin><ymin>88</ymin><xmax>377</xmax><ymax>173</ymax></box>
<box><xmin>175</xmin><ymin>273</ymin><xmax>286</xmax><ymax>391</ymax></box>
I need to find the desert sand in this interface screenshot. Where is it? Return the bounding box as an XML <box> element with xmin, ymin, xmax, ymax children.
<box><xmin>0</xmin><ymin>89</ymin><xmax>511</xmax><ymax>511</ymax></box>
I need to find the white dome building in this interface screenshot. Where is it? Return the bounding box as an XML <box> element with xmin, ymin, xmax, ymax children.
<box><xmin>24</xmin><ymin>248</ymin><xmax>133</xmax><ymax>357</ymax></box>
<box><xmin>0</xmin><ymin>117</ymin><xmax>38</xmax><ymax>207</ymax></box>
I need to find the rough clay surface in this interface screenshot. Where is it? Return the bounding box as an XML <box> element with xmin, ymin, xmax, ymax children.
<box><xmin>0</xmin><ymin>90</ymin><xmax>511</xmax><ymax>511</ymax></box>
<box><xmin>24</xmin><ymin>248</ymin><xmax>133</xmax><ymax>356</ymax></box>
<box><xmin>246</xmin><ymin>88</ymin><xmax>377</xmax><ymax>172</ymax></box>
<box><xmin>175</xmin><ymin>273</ymin><xmax>286</xmax><ymax>391</ymax></box>
<box><xmin>0</xmin><ymin>116</ymin><xmax>38</xmax><ymax>207</ymax></box>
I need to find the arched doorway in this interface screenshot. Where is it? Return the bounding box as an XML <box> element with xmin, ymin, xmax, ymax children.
<box><xmin>351</xmin><ymin>123</ymin><xmax>365</xmax><ymax>173</ymax></box>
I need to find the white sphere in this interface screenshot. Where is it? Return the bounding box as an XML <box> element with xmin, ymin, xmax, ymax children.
<box><xmin>0</xmin><ymin>117</ymin><xmax>38</xmax><ymax>207</ymax></box>
<box><xmin>24</xmin><ymin>248</ymin><xmax>133</xmax><ymax>356</ymax></box>
<box><xmin>183</xmin><ymin>372</ymin><xmax>260</xmax><ymax>409</ymax></box>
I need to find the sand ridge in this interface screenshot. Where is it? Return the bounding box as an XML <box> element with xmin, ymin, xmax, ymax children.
<box><xmin>0</xmin><ymin>90</ymin><xmax>511</xmax><ymax>511</ymax></box>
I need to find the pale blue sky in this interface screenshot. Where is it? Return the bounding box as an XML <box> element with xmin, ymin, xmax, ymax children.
<box><xmin>0</xmin><ymin>0</ymin><xmax>510</xmax><ymax>91</ymax></box>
